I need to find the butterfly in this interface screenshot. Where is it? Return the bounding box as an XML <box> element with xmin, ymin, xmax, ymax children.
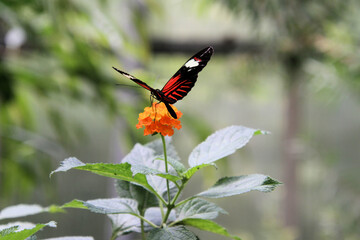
<box><xmin>113</xmin><ymin>46</ymin><xmax>214</xmax><ymax>119</ymax></box>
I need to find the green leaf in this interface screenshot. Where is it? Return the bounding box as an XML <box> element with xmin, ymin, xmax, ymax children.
<box><xmin>108</xmin><ymin>213</ymin><xmax>141</xmax><ymax>236</ymax></box>
<box><xmin>147</xmin><ymin>226</ymin><xmax>197</xmax><ymax>240</ymax></box>
<box><xmin>188</xmin><ymin>126</ymin><xmax>267</xmax><ymax>168</ymax></box>
<box><xmin>181</xmin><ymin>218</ymin><xmax>241</xmax><ymax>240</ymax></box>
<box><xmin>60</xmin><ymin>199</ymin><xmax>88</xmax><ymax>210</ymax></box>
<box><xmin>146</xmin><ymin>137</ymin><xmax>180</xmax><ymax>161</ymax></box>
<box><xmin>196</xmin><ymin>174</ymin><xmax>281</xmax><ymax>198</ymax></box>
<box><xmin>131</xmin><ymin>165</ymin><xmax>181</xmax><ymax>182</ymax></box>
<box><xmin>155</xmin><ymin>156</ymin><xmax>186</xmax><ymax>176</ymax></box>
<box><xmin>122</xmin><ymin>144</ymin><xmax>177</xmax><ymax>198</ymax></box>
<box><xmin>0</xmin><ymin>226</ymin><xmax>18</xmax><ymax>236</ymax></box>
<box><xmin>0</xmin><ymin>204</ymin><xmax>48</xmax><ymax>220</ymax></box>
<box><xmin>115</xmin><ymin>180</ymin><xmax>158</xmax><ymax>209</ymax></box>
<box><xmin>122</xmin><ymin>143</ymin><xmax>156</xmax><ymax>167</ymax></box>
<box><xmin>182</xmin><ymin>163</ymin><xmax>216</xmax><ymax>179</ymax></box>
<box><xmin>50</xmin><ymin>157</ymin><xmax>85</xmax><ymax>176</ymax></box>
<box><xmin>109</xmin><ymin>206</ymin><xmax>176</xmax><ymax>237</ymax></box>
<box><xmin>144</xmin><ymin>207</ymin><xmax>176</xmax><ymax>228</ymax></box>
<box><xmin>175</xmin><ymin>198</ymin><xmax>227</xmax><ymax>222</ymax></box>
<box><xmin>42</xmin><ymin>237</ymin><xmax>94</xmax><ymax>240</ymax></box>
<box><xmin>83</xmin><ymin>198</ymin><xmax>139</xmax><ymax>215</ymax></box>
<box><xmin>0</xmin><ymin>221</ymin><xmax>56</xmax><ymax>240</ymax></box>
<box><xmin>51</xmin><ymin>158</ymin><xmax>157</xmax><ymax>195</ymax></box>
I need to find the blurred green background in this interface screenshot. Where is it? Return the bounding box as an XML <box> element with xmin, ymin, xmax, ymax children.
<box><xmin>1</xmin><ymin>0</ymin><xmax>360</xmax><ymax>239</ymax></box>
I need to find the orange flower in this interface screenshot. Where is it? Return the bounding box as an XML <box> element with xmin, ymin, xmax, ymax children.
<box><xmin>136</xmin><ymin>102</ymin><xmax>182</xmax><ymax>136</ymax></box>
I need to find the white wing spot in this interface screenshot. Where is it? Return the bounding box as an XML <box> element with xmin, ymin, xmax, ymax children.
<box><xmin>185</xmin><ymin>59</ymin><xmax>199</xmax><ymax>68</ymax></box>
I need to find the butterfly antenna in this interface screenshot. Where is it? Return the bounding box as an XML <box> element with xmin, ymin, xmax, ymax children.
<box><xmin>115</xmin><ymin>83</ymin><xmax>142</xmax><ymax>88</ymax></box>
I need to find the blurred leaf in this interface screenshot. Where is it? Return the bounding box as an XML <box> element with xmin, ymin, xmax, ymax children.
<box><xmin>0</xmin><ymin>204</ymin><xmax>47</xmax><ymax>220</ymax></box>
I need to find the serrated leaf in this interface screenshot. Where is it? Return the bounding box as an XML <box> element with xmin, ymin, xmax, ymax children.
<box><xmin>0</xmin><ymin>204</ymin><xmax>47</xmax><ymax>220</ymax></box>
<box><xmin>181</xmin><ymin>218</ymin><xmax>241</xmax><ymax>240</ymax></box>
<box><xmin>147</xmin><ymin>226</ymin><xmax>197</xmax><ymax>240</ymax></box>
<box><xmin>0</xmin><ymin>221</ymin><xmax>56</xmax><ymax>240</ymax></box>
<box><xmin>50</xmin><ymin>157</ymin><xmax>85</xmax><ymax>177</ymax></box>
<box><xmin>197</xmin><ymin>174</ymin><xmax>281</xmax><ymax>198</ymax></box>
<box><xmin>42</xmin><ymin>237</ymin><xmax>94</xmax><ymax>240</ymax></box>
<box><xmin>176</xmin><ymin>198</ymin><xmax>227</xmax><ymax>222</ymax></box>
<box><xmin>0</xmin><ymin>225</ymin><xmax>19</xmax><ymax>236</ymax></box>
<box><xmin>0</xmin><ymin>222</ymin><xmax>34</xmax><ymax>234</ymax></box>
<box><xmin>83</xmin><ymin>198</ymin><xmax>139</xmax><ymax>215</ymax></box>
<box><xmin>188</xmin><ymin>126</ymin><xmax>266</xmax><ymax>168</ymax></box>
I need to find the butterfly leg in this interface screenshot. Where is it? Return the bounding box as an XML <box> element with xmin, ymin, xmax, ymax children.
<box><xmin>149</xmin><ymin>95</ymin><xmax>158</xmax><ymax>121</ymax></box>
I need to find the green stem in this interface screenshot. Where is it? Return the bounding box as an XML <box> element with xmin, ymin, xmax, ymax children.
<box><xmin>135</xmin><ymin>213</ymin><xmax>159</xmax><ymax>229</ymax></box>
<box><xmin>141</xmin><ymin>226</ymin><xmax>145</xmax><ymax>240</ymax></box>
<box><xmin>159</xmin><ymin>135</ymin><xmax>189</xmax><ymax>226</ymax></box>
<box><xmin>175</xmin><ymin>195</ymin><xmax>196</xmax><ymax>208</ymax></box>
<box><xmin>110</xmin><ymin>231</ymin><xmax>118</xmax><ymax>240</ymax></box>
<box><xmin>161</xmin><ymin>135</ymin><xmax>171</xmax><ymax>204</ymax></box>
<box><xmin>159</xmin><ymin>200</ymin><xmax>165</xmax><ymax>219</ymax></box>
<box><xmin>161</xmin><ymin>180</ymin><xmax>187</xmax><ymax>225</ymax></box>
<box><xmin>140</xmin><ymin>209</ymin><xmax>145</xmax><ymax>240</ymax></box>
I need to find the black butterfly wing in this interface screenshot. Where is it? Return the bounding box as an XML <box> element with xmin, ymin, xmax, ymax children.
<box><xmin>112</xmin><ymin>67</ymin><xmax>155</xmax><ymax>92</ymax></box>
<box><xmin>160</xmin><ymin>46</ymin><xmax>214</xmax><ymax>104</ymax></box>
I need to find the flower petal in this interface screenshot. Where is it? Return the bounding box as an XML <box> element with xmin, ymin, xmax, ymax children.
<box><xmin>136</xmin><ymin>103</ymin><xmax>182</xmax><ymax>136</ymax></box>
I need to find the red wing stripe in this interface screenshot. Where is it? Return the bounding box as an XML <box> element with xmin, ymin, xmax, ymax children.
<box><xmin>164</xmin><ymin>81</ymin><xmax>184</xmax><ymax>96</ymax></box>
<box><xmin>177</xmin><ymin>89</ymin><xmax>187</xmax><ymax>93</ymax></box>
<box><xmin>113</xmin><ymin>67</ymin><xmax>154</xmax><ymax>92</ymax></box>
<box><xmin>162</xmin><ymin>75</ymin><xmax>181</xmax><ymax>92</ymax></box>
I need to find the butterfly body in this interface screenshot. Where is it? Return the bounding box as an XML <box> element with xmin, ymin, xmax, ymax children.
<box><xmin>113</xmin><ymin>46</ymin><xmax>213</xmax><ymax>119</ymax></box>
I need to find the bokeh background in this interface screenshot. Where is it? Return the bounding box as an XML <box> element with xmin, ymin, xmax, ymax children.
<box><xmin>1</xmin><ymin>0</ymin><xmax>360</xmax><ymax>239</ymax></box>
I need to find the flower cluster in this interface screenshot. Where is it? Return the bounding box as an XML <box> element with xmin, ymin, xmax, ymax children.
<box><xmin>136</xmin><ymin>102</ymin><xmax>182</xmax><ymax>136</ymax></box>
